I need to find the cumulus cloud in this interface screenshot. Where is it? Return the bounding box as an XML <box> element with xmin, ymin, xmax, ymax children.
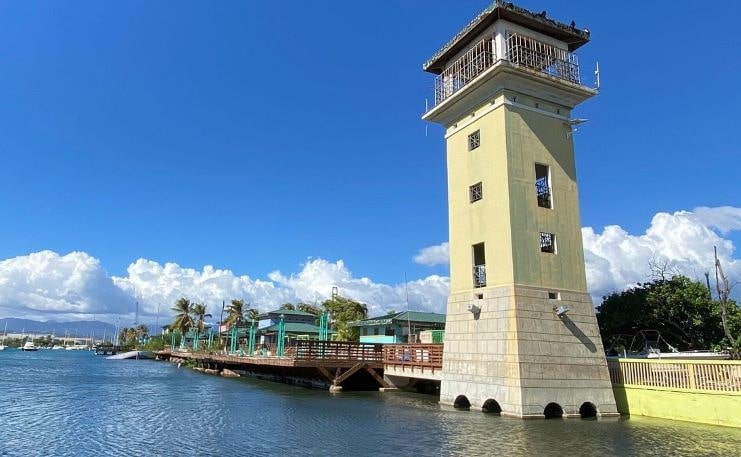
<box><xmin>413</xmin><ymin>242</ymin><xmax>449</xmax><ymax>266</ymax></box>
<box><xmin>0</xmin><ymin>251</ymin><xmax>132</xmax><ymax>320</ymax></box>
<box><xmin>583</xmin><ymin>208</ymin><xmax>740</xmax><ymax>301</ymax></box>
<box><xmin>1</xmin><ymin>207</ymin><xmax>739</xmax><ymax>323</ymax></box>
<box><xmin>0</xmin><ymin>254</ymin><xmax>449</xmax><ymax>323</ymax></box>
<box><xmin>413</xmin><ymin>206</ymin><xmax>741</xmax><ymax>304</ymax></box>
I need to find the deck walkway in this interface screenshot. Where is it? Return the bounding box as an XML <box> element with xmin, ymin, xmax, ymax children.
<box><xmin>156</xmin><ymin>340</ymin><xmax>387</xmax><ymax>390</ymax></box>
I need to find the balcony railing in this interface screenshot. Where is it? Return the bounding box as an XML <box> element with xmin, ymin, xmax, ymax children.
<box><xmin>506</xmin><ymin>32</ymin><xmax>580</xmax><ymax>84</ymax></box>
<box><xmin>473</xmin><ymin>264</ymin><xmax>487</xmax><ymax>288</ymax></box>
<box><xmin>433</xmin><ymin>36</ymin><xmax>496</xmax><ymax>106</ymax></box>
<box><xmin>383</xmin><ymin>344</ymin><xmax>444</xmax><ymax>370</ymax></box>
<box><xmin>430</xmin><ymin>33</ymin><xmax>581</xmax><ymax>108</ymax></box>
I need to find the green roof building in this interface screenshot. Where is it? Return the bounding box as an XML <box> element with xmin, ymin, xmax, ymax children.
<box><xmin>349</xmin><ymin>311</ymin><xmax>446</xmax><ymax>344</ymax></box>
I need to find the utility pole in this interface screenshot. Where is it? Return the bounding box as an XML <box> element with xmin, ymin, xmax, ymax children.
<box><xmin>220</xmin><ymin>300</ymin><xmax>226</xmax><ymax>352</ymax></box>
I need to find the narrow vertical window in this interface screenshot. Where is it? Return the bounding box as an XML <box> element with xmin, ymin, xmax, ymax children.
<box><xmin>469</xmin><ymin>182</ymin><xmax>483</xmax><ymax>203</ymax></box>
<box><xmin>468</xmin><ymin>130</ymin><xmax>480</xmax><ymax>151</ymax></box>
<box><xmin>472</xmin><ymin>242</ymin><xmax>486</xmax><ymax>288</ymax></box>
<box><xmin>540</xmin><ymin>232</ymin><xmax>556</xmax><ymax>254</ymax></box>
<box><xmin>535</xmin><ymin>163</ymin><xmax>552</xmax><ymax>208</ymax></box>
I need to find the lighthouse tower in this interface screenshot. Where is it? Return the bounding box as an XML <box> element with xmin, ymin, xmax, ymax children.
<box><xmin>423</xmin><ymin>2</ymin><xmax>617</xmax><ymax>418</ymax></box>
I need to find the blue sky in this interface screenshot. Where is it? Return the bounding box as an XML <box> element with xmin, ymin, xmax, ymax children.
<box><xmin>0</xmin><ymin>1</ymin><xmax>739</xmax><ymax>323</ymax></box>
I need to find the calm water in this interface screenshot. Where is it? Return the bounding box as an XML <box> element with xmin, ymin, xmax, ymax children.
<box><xmin>1</xmin><ymin>350</ymin><xmax>740</xmax><ymax>456</ymax></box>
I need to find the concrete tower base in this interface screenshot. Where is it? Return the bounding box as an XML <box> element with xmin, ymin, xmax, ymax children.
<box><xmin>440</xmin><ymin>286</ymin><xmax>618</xmax><ymax>418</ymax></box>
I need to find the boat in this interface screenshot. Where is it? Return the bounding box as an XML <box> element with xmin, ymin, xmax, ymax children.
<box><xmin>65</xmin><ymin>343</ymin><xmax>87</xmax><ymax>350</ymax></box>
<box><xmin>606</xmin><ymin>330</ymin><xmax>729</xmax><ymax>360</ymax></box>
<box><xmin>51</xmin><ymin>345</ymin><xmax>65</xmax><ymax>350</ymax></box>
<box><xmin>106</xmin><ymin>350</ymin><xmax>152</xmax><ymax>360</ymax></box>
<box><xmin>21</xmin><ymin>341</ymin><xmax>39</xmax><ymax>352</ymax></box>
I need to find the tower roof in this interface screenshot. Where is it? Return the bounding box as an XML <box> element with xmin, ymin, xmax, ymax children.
<box><xmin>423</xmin><ymin>1</ymin><xmax>590</xmax><ymax>74</ymax></box>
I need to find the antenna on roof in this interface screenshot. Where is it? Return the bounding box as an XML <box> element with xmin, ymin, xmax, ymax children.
<box><xmin>594</xmin><ymin>61</ymin><xmax>601</xmax><ymax>89</ymax></box>
<box><xmin>425</xmin><ymin>99</ymin><xmax>429</xmax><ymax>137</ymax></box>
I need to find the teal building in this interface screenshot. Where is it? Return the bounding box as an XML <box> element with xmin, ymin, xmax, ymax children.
<box><xmin>350</xmin><ymin>311</ymin><xmax>446</xmax><ymax>344</ymax></box>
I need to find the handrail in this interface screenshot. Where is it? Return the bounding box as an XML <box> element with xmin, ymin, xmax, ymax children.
<box><xmin>433</xmin><ymin>36</ymin><xmax>496</xmax><ymax>106</ymax></box>
<box><xmin>608</xmin><ymin>358</ymin><xmax>741</xmax><ymax>393</ymax></box>
<box><xmin>382</xmin><ymin>344</ymin><xmax>444</xmax><ymax>370</ymax></box>
<box><xmin>429</xmin><ymin>32</ymin><xmax>582</xmax><ymax>109</ymax></box>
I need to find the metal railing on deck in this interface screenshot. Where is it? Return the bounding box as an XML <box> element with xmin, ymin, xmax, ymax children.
<box><xmin>608</xmin><ymin>358</ymin><xmax>741</xmax><ymax>393</ymax></box>
<box><xmin>383</xmin><ymin>344</ymin><xmax>444</xmax><ymax>370</ymax></box>
<box><xmin>505</xmin><ymin>33</ymin><xmax>580</xmax><ymax>84</ymax></box>
<box><xmin>433</xmin><ymin>36</ymin><xmax>496</xmax><ymax>106</ymax></box>
<box><xmin>429</xmin><ymin>32</ymin><xmax>582</xmax><ymax>109</ymax></box>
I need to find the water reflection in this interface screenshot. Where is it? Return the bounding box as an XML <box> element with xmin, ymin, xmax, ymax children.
<box><xmin>0</xmin><ymin>350</ymin><xmax>739</xmax><ymax>456</ymax></box>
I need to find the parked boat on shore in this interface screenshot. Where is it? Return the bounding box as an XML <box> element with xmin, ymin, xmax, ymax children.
<box><xmin>107</xmin><ymin>350</ymin><xmax>152</xmax><ymax>360</ymax></box>
<box><xmin>606</xmin><ymin>330</ymin><xmax>729</xmax><ymax>360</ymax></box>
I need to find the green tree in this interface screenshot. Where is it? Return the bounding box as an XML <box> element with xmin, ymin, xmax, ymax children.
<box><xmin>597</xmin><ymin>274</ymin><xmax>740</xmax><ymax>351</ymax></box>
<box><xmin>297</xmin><ymin>303</ymin><xmax>322</xmax><ymax>315</ymax></box>
<box><xmin>224</xmin><ymin>299</ymin><xmax>247</xmax><ymax>328</ymax></box>
<box><xmin>171</xmin><ymin>298</ymin><xmax>194</xmax><ymax>334</ymax></box>
<box><xmin>136</xmin><ymin>324</ymin><xmax>149</xmax><ymax>342</ymax></box>
<box><xmin>245</xmin><ymin>308</ymin><xmax>260</xmax><ymax>322</ymax></box>
<box><xmin>192</xmin><ymin>303</ymin><xmax>212</xmax><ymax>332</ymax></box>
<box><xmin>322</xmin><ymin>295</ymin><xmax>368</xmax><ymax>341</ymax></box>
<box><xmin>279</xmin><ymin>303</ymin><xmax>296</xmax><ymax>311</ymax></box>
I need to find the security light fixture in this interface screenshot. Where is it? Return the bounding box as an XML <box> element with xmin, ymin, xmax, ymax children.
<box><xmin>554</xmin><ymin>305</ymin><xmax>570</xmax><ymax>317</ymax></box>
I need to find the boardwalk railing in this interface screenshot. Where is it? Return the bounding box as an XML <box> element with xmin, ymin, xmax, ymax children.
<box><xmin>293</xmin><ymin>340</ymin><xmax>383</xmax><ymax>362</ymax></box>
<box><xmin>382</xmin><ymin>344</ymin><xmax>444</xmax><ymax>370</ymax></box>
<box><xmin>608</xmin><ymin>358</ymin><xmax>741</xmax><ymax>393</ymax></box>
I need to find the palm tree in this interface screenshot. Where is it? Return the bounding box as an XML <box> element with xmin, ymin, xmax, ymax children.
<box><xmin>280</xmin><ymin>303</ymin><xmax>295</xmax><ymax>310</ymax></box>
<box><xmin>224</xmin><ymin>299</ymin><xmax>247</xmax><ymax>328</ymax></box>
<box><xmin>192</xmin><ymin>303</ymin><xmax>212</xmax><ymax>332</ymax></box>
<box><xmin>135</xmin><ymin>324</ymin><xmax>149</xmax><ymax>342</ymax></box>
<box><xmin>171</xmin><ymin>298</ymin><xmax>194</xmax><ymax>334</ymax></box>
<box><xmin>246</xmin><ymin>308</ymin><xmax>260</xmax><ymax>322</ymax></box>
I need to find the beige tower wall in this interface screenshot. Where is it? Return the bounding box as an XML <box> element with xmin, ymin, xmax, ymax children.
<box><xmin>438</xmin><ymin>90</ymin><xmax>617</xmax><ymax>418</ymax></box>
<box><xmin>504</xmin><ymin>102</ymin><xmax>588</xmax><ymax>292</ymax></box>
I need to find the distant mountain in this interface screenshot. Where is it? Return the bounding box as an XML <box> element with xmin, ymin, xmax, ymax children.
<box><xmin>0</xmin><ymin>317</ymin><xmax>117</xmax><ymax>337</ymax></box>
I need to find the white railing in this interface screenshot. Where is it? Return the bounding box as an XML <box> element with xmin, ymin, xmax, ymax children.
<box><xmin>433</xmin><ymin>36</ymin><xmax>496</xmax><ymax>106</ymax></box>
<box><xmin>505</xmin><ymin>32</ymin><xmax>580</xmax><ymax>84</ymax></box>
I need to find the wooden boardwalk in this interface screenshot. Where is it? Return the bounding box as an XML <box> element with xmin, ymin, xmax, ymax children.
<box><xmin>156</xmin><ymin>340</ymin><xmax>388</xmax><ymax>390</ymax></box>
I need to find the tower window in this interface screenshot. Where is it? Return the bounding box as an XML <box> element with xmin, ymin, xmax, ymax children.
<box><xmin>535</xmin><ymin>163</ymin><xmax>552</xmax><ymax>208</ymax></box>
<box><xmin>469</xmin><ymin>182</ymin><xmax>483</xmax><ymax>203</ymax></box>
<box><xmin>540</xmin><ymin>232</ymin><xmax>556</xmax><ymax>254</ymax></box>
<box><xmin>468</xmin><ymin>130</ymin><xmax>480</xmax><ymax>151</ymax></box>
<box><xmin>472</xmin><ymin>242</ymin><xmax>486</xmax><ymax>288</ymax></box>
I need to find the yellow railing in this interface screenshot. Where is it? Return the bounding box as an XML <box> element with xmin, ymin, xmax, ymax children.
<box><xmin>608</xmin><ymin>358</ymin><xmax>741</xmax><ymax>393</ymax></box>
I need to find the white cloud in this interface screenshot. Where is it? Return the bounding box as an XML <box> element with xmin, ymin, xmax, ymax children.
<box><xmin>414</xmin><ymin>206</ymin><xmax>741</xmax><ymax>304</ymax></box>
<box><xmin>1</xmin><ymin>207</ymin><xmax>739</xmax><ymax>324</ymax></box>
<box><xmin>0</xmin><ymin>251</ymin><xmax>132</xmax><ymax>320</ymax></box>
<box><xmin>0</xmin><ymin>254</ymin><xmax>449</xmax><ymax>323</ymax></box>
<box><xmin>583</xmin><ymin>208</ymin><xmax>740</xmax><ymax>301</ymax></box>
<box><xmin>413</xmin><ymin>242</ymin><xmax>449</xmax><ymax>266</ymax></box>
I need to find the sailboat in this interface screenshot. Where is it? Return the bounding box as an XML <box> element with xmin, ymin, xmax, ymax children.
<box><xmin>0</xmin><ymin>322</ymin><xmax>7</xmax><ymax>350</ymax></box>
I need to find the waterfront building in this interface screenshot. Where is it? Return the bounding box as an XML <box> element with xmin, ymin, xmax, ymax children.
<box><xmin>349</xmin><ymin>311</ymin><xmax>446</xmax><ymax>344</ymax></box>
<box><xmin>257</xmin><ymin>309</ymin><xmax>327</xmax><ymax>345</ymax></box>
<box><xmin>422</xmin><ymin>1</ymin><xmax>617</xmax><ymax>418</ymax></box>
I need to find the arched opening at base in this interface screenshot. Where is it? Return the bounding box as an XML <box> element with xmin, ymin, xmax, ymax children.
<box><xmin>544</xmin><ymin>402</ymin><xmax>563</xmax><ymax>419</ymax></box>
<box><xmin>579</xmin><ymin>402</ymin><xmax>598</xmax><ymax>418</ymax></box>
<box><xmin>453</xmin><ymin>395</ymin><xmax>471</xmax><ymax>409</ymax></box>
<box><xmin>482</xmin><ymin>399</ymin><xmax>502</xmax><ymax>414</ymax></box>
